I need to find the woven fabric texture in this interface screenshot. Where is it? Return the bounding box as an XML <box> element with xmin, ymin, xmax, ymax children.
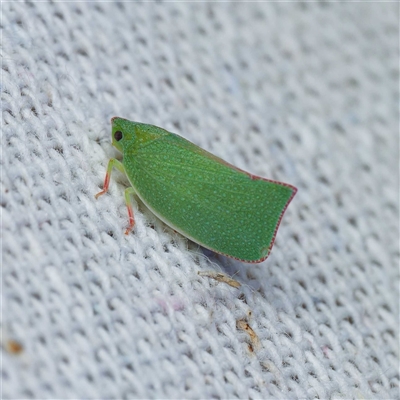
<box><xmin>2</xmin><ymin>2</ymin><xmax>399</xmax><ymax>399</ymax></box>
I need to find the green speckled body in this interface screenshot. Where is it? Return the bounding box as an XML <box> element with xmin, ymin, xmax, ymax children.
<box><xmin>109</xmin><ymin>118</ymin><xmax>296</xmax><ymax>263</ymax></box>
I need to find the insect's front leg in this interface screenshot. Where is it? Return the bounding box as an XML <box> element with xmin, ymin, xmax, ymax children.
<box><xmin>95</xmin><ymin>159</ymin><xmax>137</xmax><ymax>235</ymax></box>
<box><xmin>95</xmin><ymin>158</ymin><xmax>125</xmax><ymax>199</ymax></box>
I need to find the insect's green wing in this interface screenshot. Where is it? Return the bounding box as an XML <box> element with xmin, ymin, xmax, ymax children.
<box><xmin>124</xmin><ymin>132</ymin><xmax>296</xmax><ymax>262</ymax></box>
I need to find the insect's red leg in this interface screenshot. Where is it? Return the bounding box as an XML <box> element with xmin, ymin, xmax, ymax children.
<box><xmin>124</xmin><ymin>187</ymin><xmax>137</xmax><ymax>234</ymax></box>
<box><xmin>95</xmin><ymin>158</ymin><xmax>125</xmax><ymax>199</ymax></box>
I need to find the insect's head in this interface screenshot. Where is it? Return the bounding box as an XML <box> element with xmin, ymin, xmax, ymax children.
<box><xmin>110</xmin><ymin>117</ymin><xmax>136</xmax><ymax>152</ymax></box>
<box><xmin>111</xmin><ymin>117</ymin><xmax>166</xmax><ymax>152</ymax></box>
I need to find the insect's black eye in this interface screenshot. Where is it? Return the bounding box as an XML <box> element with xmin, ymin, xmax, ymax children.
<box><xmin>114</xmin><ymin>131</ymin><xmax>123</xmax><ymax>141</ymax></box>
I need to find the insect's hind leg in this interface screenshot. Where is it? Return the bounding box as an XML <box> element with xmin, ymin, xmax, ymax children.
<box><xmin>124</xmin><ymin>187</ymin><xmax>137</xmax><ymax>235</ymax></box>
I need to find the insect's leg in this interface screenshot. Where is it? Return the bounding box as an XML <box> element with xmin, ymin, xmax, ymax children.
<box><xmin>124</xmin><ymin>187</ymin><xmax>137</xmax><ymax>235</ymax></box>
<box><xmin>95</xmin><ymin>159</ymin><xmax>125</xmax><ymax>199</ymax></box>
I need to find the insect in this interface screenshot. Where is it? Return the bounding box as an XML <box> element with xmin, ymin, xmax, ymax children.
<box><xmin>96</xmin><ymin>118</ymin><xmax>297</xmax><ymax>263</ymax></box>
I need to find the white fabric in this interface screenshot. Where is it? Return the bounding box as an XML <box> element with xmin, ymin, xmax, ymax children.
<box><xmin>2</xmin><ymin>2</ymin><xmax>399</xmax><ymax>399</ymax></box>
